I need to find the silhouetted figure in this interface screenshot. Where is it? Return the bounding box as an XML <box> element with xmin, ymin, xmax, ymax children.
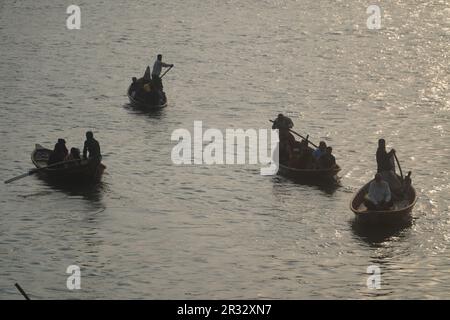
<box><xmin>151</xmin><ymin>54</ymin><xmax>173</xmax><ymax>91</ymax></box>
<box><xmin>83</xmin><ymin>131</ymin><xmax>101</xmax><ymax>162</ymax></box>
<box><xmin>67</xmin><ymin>147</ymin><xmax>81</xmax><ymax>160</ymax></box>
<box><xmin>376</xmin><ymin>138</ymin><xmax>402</xmax><ymax>195</ymax></box>
<box><xmin>376</xmin><ymin>139</ymin><xmax>395</xmax><ymax>173</ymax></box>
<box><xmin>313</xmin><ymin>141</ymin><xmax>327</xmax><ymax>160</ymax></box>
<box><xmin>297</xmin><ymin>139</ymin><xmax>313</xmax><ymax>169</ymax></box>
<box><xmin>273</xmin><ymin>114</ymin><xmax>295</xmax><ymax>164</ymax></box>
<box><xmin>364</xmin><ymin>173</ymin><xmax>394</xmax><ymax>210</ymax></box>
<box><xmin>319</xmin><ymin>146</ymin><xmax>336</xmax><ymax>169</ymax></box>
<box><xmin>143</xmin><ymin>66</ymin><xmax>152</xmax><ymax>83</ymax></box>
<box><xmin>272</xmin><ymin>113</ymin><xmax>293</xmax><ymax>130</ymax></box>
<box><xmin>48</xmin><ymin>138</ymin><xmax>68</xmax><ymax>165</ymax></box>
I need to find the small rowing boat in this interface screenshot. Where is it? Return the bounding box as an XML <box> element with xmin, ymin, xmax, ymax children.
<box><xmin>350</xmin><ymin>174</ymin><xmax>417</xmax><ymax>225</ymax></box>
<box><xmin>127</xmin><ymin>83</ymin><xmax>167</xmax><ymax>109</ymax></box>
<box><xmin>31</xmin><ymin>144</ymin><xmax>105</xmax><ymax>182</ymax></box>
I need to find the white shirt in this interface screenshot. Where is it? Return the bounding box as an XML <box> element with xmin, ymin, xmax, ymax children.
<box><xmin>368</xmin><ymin>180</ymin><xmax>391</xmax><ymax>204</ymax></box>
<box><xmin>152</xmin><ymin>60</ymin><xmax>170</xmax><ymax>77</ymax></box>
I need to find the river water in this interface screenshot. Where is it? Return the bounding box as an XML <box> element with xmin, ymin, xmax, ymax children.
<box><xmin>0</xmin><ymin>0</ymin><xmax>449</xmax><ymax>299</ymax></box>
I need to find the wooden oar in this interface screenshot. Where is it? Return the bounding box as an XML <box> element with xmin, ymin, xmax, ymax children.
<box><xmin>269</xmin><ymin>120</ymin><xmax>319</xmax><ymax>148</ymax></box>
<box><xmin>14</xmin><ymin>283</ymin><xmax>30</xmax><ymax>300</ymax></box>
<box><xmin>393</xmin><ymin>151</ymin><xmax>404</xmax><ymax>181</ymax></box>
<box><xmin>4</xmin><ymin>158</ymin><xmax>82</xmax><ymax>184</ymax></box>
<box><xmin>160</xmin><ymin>65</ymin><xmax>173</xmax><ymax>79</ymax></box>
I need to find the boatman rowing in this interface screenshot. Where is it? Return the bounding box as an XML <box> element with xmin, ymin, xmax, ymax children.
<box><xmin>83</xmin><ymin>131</ymin><xmax>102</xmax><ymax>163</ymax></box>
<box><xmin>152</xmin><ymin>54</ymin><xmax>173</xmax><ymax>91</ymax></box>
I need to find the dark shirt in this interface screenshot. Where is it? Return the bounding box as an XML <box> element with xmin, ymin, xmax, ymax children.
<box><xmin>48</xmin><ymin>151</ymin><xmax>65</xmax><ymax>165</ymax></box>
<box><xmin>319</xmin><ymin>153</ymin><xmax>336</xmax><ymax>169</ymax></box>
<box><xmin>48</xmin><ymin>142</ymin><xmax>68</xmax><ymax>165</ymax></box>
<box><xmin>272</xmin><ymin>116</ymin><xmax>293</xmax><ymax>130</ymax></box>
<box><xmin>376</xmin><ymin>148</ymin><xmax>394</xmax><ymax>172</ymax></box>
<box><xmin>83</xmin><ymin>138</ymin><xmax>101</xmax><ymax>159</ymax></box>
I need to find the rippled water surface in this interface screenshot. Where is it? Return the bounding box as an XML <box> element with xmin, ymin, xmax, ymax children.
<box><xmin>0</xmin><ymin>0</ymin><xmax>449</xmax><ymax>299</ymax></box>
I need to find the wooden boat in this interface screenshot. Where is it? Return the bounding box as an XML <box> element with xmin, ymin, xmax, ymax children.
<box><xmin>350</xmin><ymin>175</ymin><xmax>417</xmax><ymax>225</ymax></box>
<box><xmin>278</xmin><ymin>163</ymin><xmax>341</xmax><ymax>181</ymax></box>
<box><xmin>127</xmin><ymin>79</ymin><xmax>167</xmax><ymax>109</ymax></box>
<box><xmin>31</xmin><ymin>144</ymin><xmax>105</xmax><ymax>182</ymax></box>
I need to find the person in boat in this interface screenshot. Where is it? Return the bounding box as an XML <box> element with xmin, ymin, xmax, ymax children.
<box><xmin>83</xmin><ymin>131</ymin><xmax>102</xmax><ymax>163</ymax></box>
<box><xmin>313</xmin><ymin>141</ymin><xmax>327</xmax><ymax>160</ymax></box>
<box><xmin>319</xmin><ymin>146</ymin><xmax>336</xmax><ymax>169</ymax></box>
<box><xmin>130</xmin><ymin>77</ymin><xmax>139</xmax><ymax>98</ymax></box>
<box><xmin>402</xmin><ymin>171</ymin><xmax>413</xmax><ymax>194</ymax></box>
<box><xmin>272</xmin><ymin>113</ymin><xmax>293</xmax><ymax>130</ymax></box>
<box><xmin>48</xmin><ymin>138</ymin><xmax>68</xmax><ymax>165</ymax></box>
<box><xmin>376</xmin><ymin>138</ymin><xmax>402</xmax><ymax>196</ymax></box>
<box><xmin>272</xmin><ymin>114</ymin><xmax>295</xmax><ymax>164</ymax></box>
<box><xmin>364</xmin><ymin>173</ymin><xmax>394</xmax><ymax>210</ymax></box>
<box><xmin>296</xmin><ymin>139</ymin><xmax>314</xmax><ymax>169</ymax></box>
<box><xmin>143</xmin><ymin>66</ymin><xmax>152</xmax><ymax>84</ymax></box>
<box><xmin>151</xmin><ymin>54</ymin><xmax>173</xmax><ymax>91</ymax></box>
<box><xmin>67</xmin><ymin>147</ymin><xmax>81</xmax><ymax>161</ymax></box>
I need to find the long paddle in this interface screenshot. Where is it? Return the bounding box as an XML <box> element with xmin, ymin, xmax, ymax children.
<box><xmin>160</xmin><ymin>65</ymin><xmax>173</xmax><ymax>79</ymax></box>
<box><xmin>14</xmin><ymin>283</ymin><xmax>30</xmax><ymax>300</ymax></box>
<box><xmin>269</xmin><ymin>120</ymin><xmax>319</xmax><ymax>148</ymax></box>
<box><xmin>4</xmin><ymin>158</ymin><xmax>83</xmax><ymax>184</ymax></box>
<box><xmin>393</xmin><ymin>151</ymin><xmax>404</xmax><ymax>181</ymax></box>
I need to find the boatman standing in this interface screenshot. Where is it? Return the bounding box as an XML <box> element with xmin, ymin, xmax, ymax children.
<box><xmin>272</xmin><ymin>114</ymin><xmax>295</xmax><ymax>164</ymax></box>
<box><xmin>151</xmin><ymin>54</ymin><xmax>173</xmax><ymax>91</ymax></box>
<box><xmin>376</xmin><ymin>138</ymin><xmax>402</xmax><ymax>195</ymax></box>
<box><xmin>83</xmin><ymin>131</ymin><xmax>102</xmax><ymax>163</ymax></box>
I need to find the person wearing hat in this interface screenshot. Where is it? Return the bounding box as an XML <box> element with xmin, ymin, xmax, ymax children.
<box><xmin>48</xmin><ymin>138</ymin><xmax>68</xmax><ymax>165</ymax></box>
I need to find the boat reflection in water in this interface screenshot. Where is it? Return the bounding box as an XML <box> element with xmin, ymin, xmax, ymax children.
<box><xmin>39</xmin><ymin>177</ymin><xmax>107</xmax><ymax>206</ymax></box>
<box><xmin>350</xmin><ymin>217</ymin><xmax>413</xmax><ymax>245</ymax></box>
<box><xmin>273</xmin><ymin>174</ymin><xmax>341</xmax><ymax>195</ymax></box>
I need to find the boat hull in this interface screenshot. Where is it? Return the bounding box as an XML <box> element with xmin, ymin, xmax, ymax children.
<box><xmin>278</xmin><ymin>163</ymin><xmax>341</xmax><ymax>182</ymax></box>
<box><xmin>127</xmin><ymin>84</ymin><xmax>167</xmax><ymax>109</ymax></box>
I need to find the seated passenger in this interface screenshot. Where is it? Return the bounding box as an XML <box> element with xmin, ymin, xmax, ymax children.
<box><xmin>48</xmin><ymin>139</ymin><xmax>68</xmax><ymax>165</ymax></box>
<box><xmin>297</xmin><ymin>139</ymin><xmax>313</xmax><ymax>169</ymax></box>
<box><xmin>313</xmin><ymin>141</ymin><xmax>327</xmax><ymax>160</ymax></box>
<box><xmin>364</xmin><ymin>173</ymin><xmax>394</xmax><ymax>210</ymax></box>
<box><xmin>319</xmin><ymin>146</ymin><xmax>336</xmax><ymax>169</ymax></box>
<box><xmin>67</xmin><ymin>148</ymin><xmax>81</xmax><ymax>161</ymax></box>
<box><xmin>143</xmin><ymin>66</ymin><xmax>152</xmax><ymax>83</ymax></box>
<box><xmin>130</xmin><ymin>77</ymin><xmax>138</xmax><ymax>97</ymax></box>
